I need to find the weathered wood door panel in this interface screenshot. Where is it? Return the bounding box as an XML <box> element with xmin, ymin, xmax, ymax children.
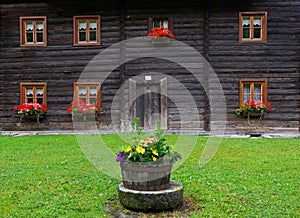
<box><xmin>129</xmin><ymin>77</ymin><xmax>167</xmax><ymax>130</ymax></box>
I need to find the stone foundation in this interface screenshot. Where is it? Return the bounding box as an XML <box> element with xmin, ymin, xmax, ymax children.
<box><xmin>118</xmin><ymin>180</ymin><xmax>184</xmax><ymax>211</ymax></box>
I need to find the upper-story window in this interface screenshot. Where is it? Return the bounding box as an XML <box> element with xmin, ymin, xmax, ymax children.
<box><xmin>74</xmin><ymin>82</ymin><xmax>101</xmax><ymax>107</ymax></box>
<box><xmin>153</xmin><ymin>18</ymin><xmax>169</xmax><ymax>29</ymax></box>
<box><xmin>73</xmin><ymin>16</ymin><xmax>101</xmax><ymax>46</ymax></box>
<box><xmin>149</xmin><ymin>16</ymin><xmax>173</xmax><ymax>32</ymax></box>
<box><xmin>20</xmin><ymin>82</ymin><xmax>47</xmax><ymax>105</ymax></box>
<box><xmin>240</xmin><ymin>79</ymin><xmax>267</xmax><ymax>104</ymax></box>
<box><xmin>20</xmin><ymin>16</ymin><xmax>47</xmax><ymax>46</ymax></box>
<box><xmin>239</xmin><ymin>12</ymin><xmax>267</xmax><ymax>43</ymax></box>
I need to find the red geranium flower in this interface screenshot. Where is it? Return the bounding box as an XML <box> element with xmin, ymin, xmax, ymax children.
<box><xmin>67</xmin><ymin>100</ymin><xmax>100</xmax><ymax>115</ymax></box>
<box><xmin>148</xmin><ymin>25</ymin><xmax>175</xmax><ymax>39</ymax></box>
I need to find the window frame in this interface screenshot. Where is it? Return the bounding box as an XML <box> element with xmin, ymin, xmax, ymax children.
<box><xmin>239</xmin><ymin>12</ymin><xmax>267</xmax><ymax>43</ymax></box>
<box><xmin>73</xmin><ymin>82</ymin><xmax>101</xmax><ymax>109</ymax></box>
<box><xmin>148</xmin><ymin>16</ymin><xmax>173</xmax><ymax>33</ymax></box>
<box><xmin>239</xmin><ymin>79</ymin><xmax>267</xmax><ymax>105</ymax></box>
<box><xmin>20</xmin><ymin>82</ymin><xmax>47</xmax><ymax>106</ymax></box>
<box><xmin>73</xmin><ymin>15</ymin><xmax>101</xmax><ymax>46</ymax></box>
<box><xmin>20</xmin><ymin>16</ymin><xmax>47</xmax><ymax>47</ymax></box>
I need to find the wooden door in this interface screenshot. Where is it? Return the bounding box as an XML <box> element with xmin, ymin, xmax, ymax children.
<box><xmin>129</xmin><ymin>78</ymin><xmax>167</xmax><ymax>131</ymax></box>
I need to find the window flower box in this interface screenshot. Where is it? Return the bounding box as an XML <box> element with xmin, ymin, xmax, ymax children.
<box><xmin>243</xmin><ymin>111</ymin><xmax>265</xmax><ymax>118</ymax></box>
<box><xmin>148</xmin><ymin>25</ymin><xmax>174</xmax><ymax>46</ymax></box>
<box><xmin>236</xmin><ymin>100</ymin><xmax>271</xmax><ymax>118</ymax></box>
<box><xmin>151</xmin><ymin>37</ymin><xmax>171</xmax><ymax>45</ymax></box>
<box><xmin>67</xmin><ymin>99</ymin><xmax>99</xmax><ymax>119</ymax></box>
<box><xmin>14</xmin><ymin>102</ymin><xmax>48</xmax><ymax>123</ymax></box>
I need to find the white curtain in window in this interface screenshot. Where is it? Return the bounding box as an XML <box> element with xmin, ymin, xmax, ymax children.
<box><xmin>242</xmin><ymin>18</ymin><xmax>250</xmax><ymax>27</ymax></box>
<box><xmin>79</xmin><ymin>21</ymin><xmax>86</xmax><ymax>30</ymax></box>
<box><xmin>254</xmin><ymin>18</ymin><xmax>261</xmax><ymax>27</ymax></box>
<box><xmin>89</xmin><ymin>87</ymin><xmax>97</xmax><ymax>96</ymax></box>
<box><xmin>26</xmin><ymin>22</ymin><xmax>33</xmax><ymax>31</ymax></box>
<box><xmin>89</xmin><ymin>21</ymin><xmax>97</xmax><ymax>30</ymax></box>
<box><xmin>36</xmin><ymin>88</ymin><xmax>43</xmax><ymax>96</ymax></box>
<box><xmin>36</xmin><ymin>22</ymin><xmax>43</xmax><ymax>31</ymax></box>
<box><xmin>26</xmin><ymin>88</ymin><xmax>33</xmax><ymax>96</ymax></box>
<box><xmin>79</xmin><ymin>87</ymin><xmax>86</xmax><ymax>96</ymax></box>
<box><xmin>163</xmin><ymin>20</ymin><xmax>168</xmax><ymax>29</ymax></box>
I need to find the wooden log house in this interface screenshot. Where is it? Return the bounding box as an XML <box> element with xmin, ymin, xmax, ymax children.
<box><xmin>0</xmin><ymin>0</ymin><xmax>299</xmax><ymax>134</ymax></box>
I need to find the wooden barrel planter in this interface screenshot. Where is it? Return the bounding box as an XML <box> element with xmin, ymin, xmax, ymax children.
<box><xmin>120</xmin><ymin>161</ymin><xmax>172</xmax><ymax>191</ymax></box>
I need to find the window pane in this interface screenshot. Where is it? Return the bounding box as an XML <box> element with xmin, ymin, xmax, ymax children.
<box><xmin>26</xmin><ymin>98</ymin><xmax>34</xmax><ymax>103</ymax></box>
<box><xmin>26</xmin><ymin>87</ymin><xmax>34</xmax><ymax>103</ymax></box>
<box><xmin>242</xmin><ymin>18</ymin><xmax>250</xmax><ymax>38</ymax></box>
<box><xmin>254</xmin><ymin>95</ymin><xmax>262</xmax><ymax>101</ymax></box>
<box><xmin>36</xmin><ymin>88</ymin><xmax>44</xmax><ymax>97</ymax></box>
<box><xmin>79</xmin><ymin>87</ymin><xmax>86</xmax><ymax>97</ymax></box>
<box><xmin>89</xmin><ymin>98</ymin><xmax>96</xmax><ymax>104</ymax></box>
<box><xmin>242</xmin><ymin>18</ymin><xmax>250</xmax><ymax>27</ymax></box>
<box><xmin>89</xmin><ymin>87</ymin><xmax>97</xmax><ymax>96</ymax></box>
<box><xmin>243</xmin><ymin>84</ymin><xmax>250</xmax><ymax>94</ymax></box>
<box><xmin>26</xmin><ymin>22</ymin><xmax>33</xmax><ymax>31</ymax></box>
<box><xmin>153</xmin><ymin>19</ymin><xmax>162</xmax><ymax>28</ymax></box>
<box><xmin>243</xmin><ymin>28</ymin><xmax>250</xmax><ymax>38</ymax></box>
<box><xmin>26</xmin><ymin>33</ymin><xmax>34</xmax><ymax>42</ymax></box>
<box><xmin>254</xmin><ymin>84</ymin><xmax>262</xmax><ymax>94</ymax></box>
<box><xmin>254</xmin><ymin>18</ymin><xmax>261</xmax><ymax>27</ymax></box>
<box><xmin>36</xmin><ymin>33</ymin><xmax>43</xmax><ymax>42</ymax></box>
<box><xmin>89</xmin><ymin>21</ymin><xmax>97</xmax><ymax>30</ymax></box>
<box><xmin>254</xmin><ymin>84</ymin><xmax>262</xmax><ymax>101</ymax></box>
<box><xmin>243</xmin><ymin>84</ymin><xmax>251</xmax><ymax>102</ymax></box>
<box><xmin>89</xmin><ymin>31</ymin><xmax>96</xmax><ymax>41</ymax></box>
<box><xmin>36</xmin><ymin>98</ymin><xmax>43</xmax><ymax>104</ymax></box>
<box><xmin>253</xmin><ymin>28</ymin><xmax>261</xmax><ymax>39</ymax></box>
<box><xmin>36</xmin><ymin>21</ymin><xmax>43</xmax><ymax>31</ymax></box>
<box><xmin>26</xmin><ymin>88</ymin><xmax>33</xmax><ymax>97</ymax></box>
<box><xmin>243</xmin><ymin>95</ymin><xmax>251</xmax><ymax>102</ymax></box>
<box><xmin>79</xmin><ymin>97</ymin><xmax>87</xmax><ymax>103</ymax></box>
<box><xmin>163</xmin><ymin>19</ymin><xmax>169</xmax><ymax>29</ymax></box>
<box><xmin>79</xmin><ymin>21</ymin><xmax>86</xmax><ymax>30</ymax></box>
<box><xmin>79</xmin><ymin>32</ymin><xmax>86</xmax><ymax>41</ymax></box>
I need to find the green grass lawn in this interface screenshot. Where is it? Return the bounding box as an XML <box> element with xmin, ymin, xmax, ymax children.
<box><xmin>0</xmin><ymin>135</ymin><xmax>299</xmax><ymax>217</ymax></box>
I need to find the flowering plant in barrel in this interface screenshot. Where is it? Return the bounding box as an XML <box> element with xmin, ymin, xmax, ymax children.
<box><xmin>116</xmin><ymin>118</ymin><xmax>181</xmax><ymax>191</ymax></box>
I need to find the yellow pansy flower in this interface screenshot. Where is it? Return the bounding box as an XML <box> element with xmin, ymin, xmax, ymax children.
<box><xmin>150</xmin><ymin>148</ymin><xmax>158</xmax><ymax>156</ymax></box>
<box><xmin>136</xmin><ymin>146</ymin><xmax>145</xmax><ymax>154</ymax></box>
<box><xmin>152</xmin><ymin>156</ymin><xmax>157</xmax><ymax>161</ymax></box>
<box><xmin>125</xmin><ymin>145</ymin><xmax>133</xmax><ymax>153</ymax></box>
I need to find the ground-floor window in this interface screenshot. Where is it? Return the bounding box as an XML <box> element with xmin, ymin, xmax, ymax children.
<box><xmin>73</xmin><ymin>82</ymin><xmax>101</xmax><ymax>106</ymax></box>
<box><xmin>20</xmin><ymin>82</ymin><xmax>47</xmax><ymax>105</ymax></box>
<box><xmin>239</xmin><ymin>79</ymin><xmax>267</xmax><ymax>104</ymax></box>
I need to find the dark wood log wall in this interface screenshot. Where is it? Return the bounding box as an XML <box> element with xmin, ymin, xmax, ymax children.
<box><xmin>206</xmin><ymin>0</ymin><xmax>299</xmax><ymax>133</ymax></box>
<box><xmin>0</xmin><ymin>0</ymin><xmax>299</xmax><ymax>133</ymax></box>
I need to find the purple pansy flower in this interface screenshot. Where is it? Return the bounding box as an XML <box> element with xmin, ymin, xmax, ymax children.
<box><xmin>116</xmin><ymin>152</ymin><xmax>126</xmax><ymax>162</ymax></box>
